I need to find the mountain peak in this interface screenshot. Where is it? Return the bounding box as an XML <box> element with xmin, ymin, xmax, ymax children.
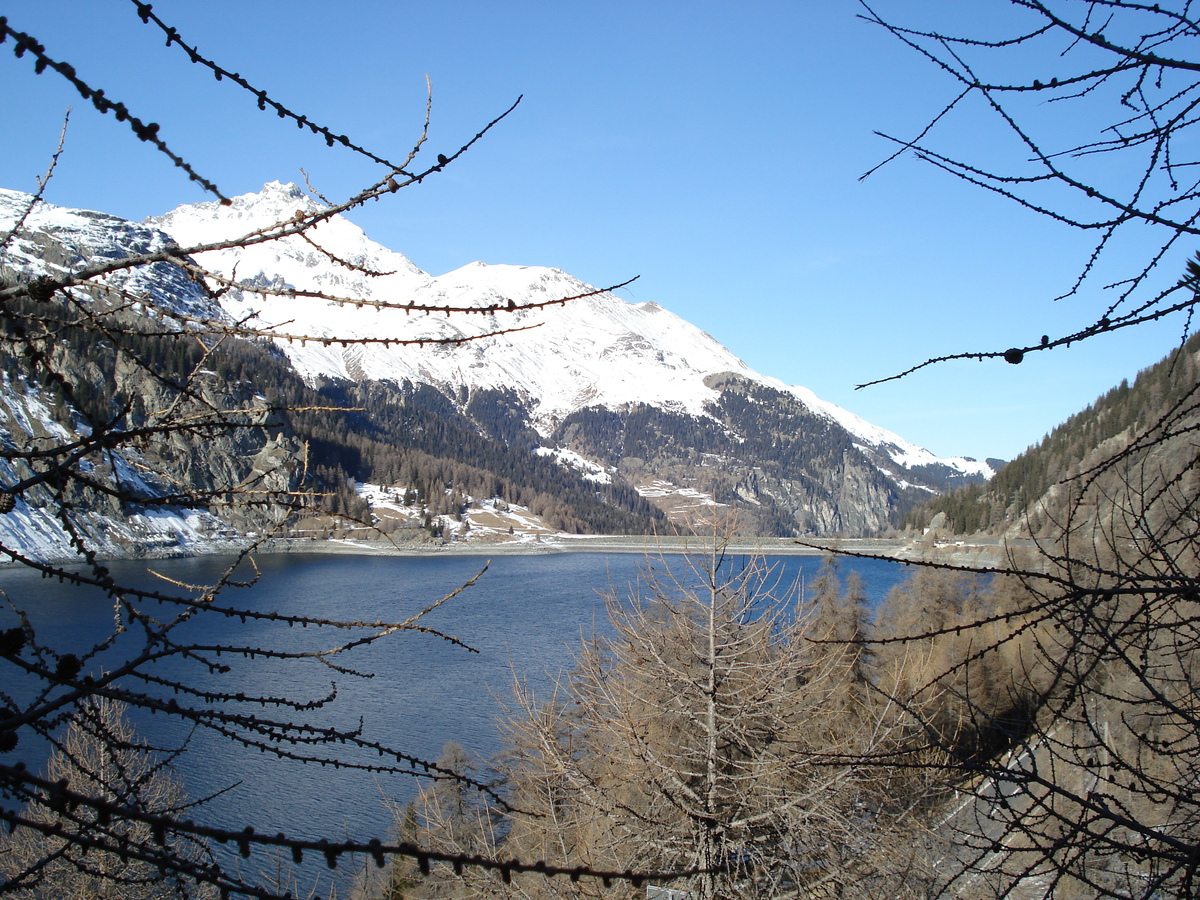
<box><xmin>262</xmin><ymin>180</ymin><xmax>308</xmax><ymax>200</ymax></box>
<box><xmin>146</xmin><ymin>183</ymin><xmax>429</xmax><ymax>316</ymax></box>
<box><xmin>148</xmin><ymin>181</ymin><xmax>324</xmax><ymax>238</ymax></box>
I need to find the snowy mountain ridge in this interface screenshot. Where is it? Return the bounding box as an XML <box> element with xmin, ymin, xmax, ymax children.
<box><xmin>148</xmin><ymin>181</ymin><xmax>993</xmax><ymax>482</ymax></box>
<box><xmin>0</xmin><ymin>187</ymin><xmax>224</xmax><ymax>323</ymax></box>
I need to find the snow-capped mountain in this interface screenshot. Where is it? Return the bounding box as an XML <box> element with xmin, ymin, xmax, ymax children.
<box><xmin>0</xmin><ymin>182</ymin><xmax>997</xmax><ymax>549</ymax></box>
<box><xmin>149</xmin><ymin>182</ymin><xmax>992</xmax><ymax>484</ymax></box>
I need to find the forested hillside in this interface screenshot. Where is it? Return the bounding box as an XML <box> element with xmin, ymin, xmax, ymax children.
<box><xmin>554</xmin><ymin>373</ymin><xmax>984</xmax><ymax>537</ymax></box>
<box><xmin>899</xmin><ymin>332</ymin><xmax>1200</xmax><ymax>537</ymax></box>
<box><xmin>10</xmin><ymin>287</ymin><xmax>664</xmax><ymax>539</ymax></box>
<box><xmin>301</xmin><ymin>378</ymin><xmax>663</xmax><ymax>534</ymax></box>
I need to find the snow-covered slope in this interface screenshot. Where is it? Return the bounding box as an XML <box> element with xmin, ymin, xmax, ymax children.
<box><xmin>150</xmin><ymin>182</ymin><xmax>993</xmax><ymax>481</ymax></box>
<box><xmin>0</xmin><ymin>188</ymin><xmax>224</xmax><ymax>322</ymax></box>
<box><xmin>0</xmin><ymin>190</ymin><xmax>285</xmax><ymax>561</ymax></box>
<box><xmin>149</xmin><ymin>183</ymin><xmax>760</xmax><ymax>420</ymax></box>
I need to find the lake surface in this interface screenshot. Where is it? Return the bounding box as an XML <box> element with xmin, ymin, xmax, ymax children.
<box><xmin>1</xmin><ymin>550</ymin><xmax>908</xmax><ymax>878</ymax></box>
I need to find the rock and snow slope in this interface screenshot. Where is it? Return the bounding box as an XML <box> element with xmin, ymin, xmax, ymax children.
<box><xmin>0</xmin><ymin>189</ymin><xmax>281</xmax><ymax>560</ymax></box>
<box><xmin>0</xmin><ymin>187</ymin><xmax>222</xmax><ymax>321</ymax></box>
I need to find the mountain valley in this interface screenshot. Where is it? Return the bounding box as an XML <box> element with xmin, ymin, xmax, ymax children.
<box><xmin>0</xmin><ymin>182</ymin><xmax>997</xmax><ymax>560</ymax></box>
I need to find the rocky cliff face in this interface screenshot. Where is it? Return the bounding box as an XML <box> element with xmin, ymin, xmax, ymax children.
<box><xmin>550</xmin><ymin>374</ymin><xmax>918</xmax><ymax>536</ymax></box>
<box><xmin>0</xmin><ymin>188</ymin><xmax>303</xmax><ymax>560</ymax></box>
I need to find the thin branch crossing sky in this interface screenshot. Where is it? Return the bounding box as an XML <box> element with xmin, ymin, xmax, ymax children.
<box><xmin>0</xmin><ymin>1</ymin><xmax>1185</xmax><ymax>462</ymax></box>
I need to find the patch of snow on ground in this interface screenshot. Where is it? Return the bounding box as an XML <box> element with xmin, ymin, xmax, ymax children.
<box><xmin>534</xmin><ymin>447</ymin><xmax>613</xmax><ymax>483</ymax></box>
<box><xmin>638</xmin><ymin>480</ymin><xmax>720</xmax><ymax>508</ymax></box>
<box><xmin>356</xmin><ymin>483</ymin><xmax>562</xmax><ymax>544</ymax></box>
<box><xmin>894</xmin><ymin>480</ymin><xmax>938</xmax><ymax>494</ymax></box>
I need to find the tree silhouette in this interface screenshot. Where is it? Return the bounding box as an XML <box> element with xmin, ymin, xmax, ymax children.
<box><xmin>854</xmin><ymin>4</ymin><xmax>1200</xmax><ymax>897</ymax></box>
<box><xmin>857</xmin><ymin>0</ymin><xmax>1200</xmax><ymax>386</ymax></box>
<box><xmin>0</xmin><ymin>7</ymin><xmax>694</xmax><ymax>899</ymax></box>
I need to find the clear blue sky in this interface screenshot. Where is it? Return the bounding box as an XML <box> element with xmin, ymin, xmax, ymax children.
<box><xmin>0</xmin><ymin>1</ymin><xmax>1186</xmax><ymax>462</ymax></box>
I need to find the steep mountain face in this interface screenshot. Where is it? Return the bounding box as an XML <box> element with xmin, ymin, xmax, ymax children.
<box><xmin>146</xmin><ymin>182</ymin><xmax>993</xmax><ymax>536</ymax></box>
<box><xmin>0</xmin><ymin>188</ymin><xmax>299</xmax><ymax>559</ymax></box>
<box><xmin>552</xmin><ymin>377</ymin><xmax>901</xmax><ymax>535</ymax></box>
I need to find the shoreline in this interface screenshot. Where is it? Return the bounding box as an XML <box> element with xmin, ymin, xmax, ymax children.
<box><xmin>248</xmin><ymin>533</ymin><xmax>900</xmax><ymax>558</ymax></box>
<box><xmin>5</xmin><ymin>532</ymin><xmax>1020</xmax><ymax>568</ymax></box>
<box><xmin>216</xmin><ymin>533</ymin><xmax>1016</xmax><ymax>565</ymax></box>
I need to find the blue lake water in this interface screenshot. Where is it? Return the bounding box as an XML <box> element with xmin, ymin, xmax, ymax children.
<box><xmin>0</xmin><ymin>549</ymin><xmax>908</xmax><ymax>881</ymax></box>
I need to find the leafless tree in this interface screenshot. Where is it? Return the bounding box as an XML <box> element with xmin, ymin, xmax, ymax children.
<box><xmin>397</xmin><ymin>518</ymin><xmax>933</xmax><ymax>900</ymax></box>
<box><xmin>0</xmin><ymin>697</ymin><xmax>216</xmax><ymax>900</ymax></box>
<box><xmin>0</xmin><ymin>8</ymin><xmax>686</xmax><ymax>900</ymax></box>
<box><xmin>854</xmin><ymin>4</ymin><xmax>1200</xmax><ymax>897</ymax></box>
